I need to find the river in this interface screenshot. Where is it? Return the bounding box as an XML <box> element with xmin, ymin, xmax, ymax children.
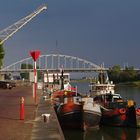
<box><xmin>63</xmin><ymin>82</ymin><xmax>140</xmax><ymax>140</ymax></box>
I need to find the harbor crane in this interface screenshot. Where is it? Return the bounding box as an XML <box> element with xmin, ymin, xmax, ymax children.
<box><xmin>0</xmin><ymin>4</ymin><xmax>47</xmax><ymax>45</ymax></box>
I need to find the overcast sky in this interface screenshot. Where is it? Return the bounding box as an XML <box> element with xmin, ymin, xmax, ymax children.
<box><xmin>0</xmin><ymin>0</ymin><xmax>140</xmax><ymax>68</ymax></box>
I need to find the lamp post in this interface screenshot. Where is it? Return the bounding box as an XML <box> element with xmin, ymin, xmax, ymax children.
<box><xmin>30</xmin><ymin>50</ymin><xmax>40</xmax><ymax>104</ymax></box>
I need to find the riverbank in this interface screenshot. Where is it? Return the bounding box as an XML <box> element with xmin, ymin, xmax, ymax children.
<box><xmin>72</xmin><ymin>79</ymin><xmax>140</xmax><ymax>87</ymax></box>
<box><xmin>116</xmin><ymin>81</ymin><xmax>140</xmax><ymax>87</ymax></box>
<box><xmin>71</xmin><ymin>79</ymin><xmax>90</xmax><ymax>83</ymax></box>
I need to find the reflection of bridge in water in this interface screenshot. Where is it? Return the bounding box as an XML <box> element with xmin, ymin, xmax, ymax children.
<box><xmin>0</xmin><ymin>54</ymin><xmax>108</xmax><ymax>73</ymax></box>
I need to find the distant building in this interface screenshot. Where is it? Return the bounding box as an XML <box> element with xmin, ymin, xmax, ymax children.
<box><xmin>0</xmin><ymin>74</ymin><xmax>5</xmax><ymax>80</ymax></box>
<box><xmin>44</xmin><ymin>73</ymin><xmax>70</xmax><ymax>83</ymax></box>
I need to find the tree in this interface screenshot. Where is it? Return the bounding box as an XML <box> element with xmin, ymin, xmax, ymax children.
<box><xmin>121</xmin><ymin>66</ymin><xmax>137</xmax><ymax>82</ymax></box>
<box><xmin>0</xmin><ymin>43</ymin><xmax>5</xmax><ymax>69</ymax></box>
<box><xmin>108</xmin><ymin>65</ymin><xmax>121</xmax><ymax>83</ymax></box>
<box><xmin>20</xmin><ymin>64</ymin><xmax>33</xmax><ymax>79</ymax></box>
<box><xmin>108</xmin><ymin>65</ymin><xmax>138</xmax><ymax>83</ymax></box>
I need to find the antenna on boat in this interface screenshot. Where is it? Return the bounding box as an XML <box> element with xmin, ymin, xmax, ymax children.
<box><xmin>53</xmin><ymin>73</ymin><xmax>55</xmax><ymax>86</ymax></box>
<box><xmin>60</xmin><ymin>68</ymin><xmax>64</xmax><ymax>90</ymax></box>
<box><xmin>75</xmin><ymin>86</ymin><xmax>78</xmax><ymax>96</ymax></box>
<box><xmin>98</xmin><ymin>64</ymin><xmax>103</xmax><ymax>84</ymax></box>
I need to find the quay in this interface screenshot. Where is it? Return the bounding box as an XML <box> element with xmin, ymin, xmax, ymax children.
<box><xmin>31</xmin><ymin>92</ymin><xmax>65</xmax><ymax>140</ymax></box>
<box><xmin>0</xmin><ymin>85</ymin><xmax>65</xmax><ymax>140</ymax></box>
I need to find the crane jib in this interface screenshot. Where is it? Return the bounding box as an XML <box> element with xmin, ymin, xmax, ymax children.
<box><xmin>0</xmin><ymin>4</ymin><xmax>48</xmax><ymax>45</ymax></box>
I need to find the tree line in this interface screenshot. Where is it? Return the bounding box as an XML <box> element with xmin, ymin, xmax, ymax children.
<box><xmin>20</xmin><ymin>64</ymin><xmax>42</xmax><ymax>80</ymax></box>
<box><xmin>0</xmin><ymin>43</ymin><xmax>5</xmax><ymax>69</ymax></box>
<box><xmin>108</xmin><ymin>65</ymin><xmax>140</xmax><ymax>83</ymax></box>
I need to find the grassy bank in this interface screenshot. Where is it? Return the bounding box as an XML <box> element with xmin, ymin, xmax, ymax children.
<box><xmin>116</xmin><ymin>81</ymin><xmax>140</xmax><ymax>87</ymax></box>
<box><xmin>71</xmin><ymin>79</ymin><xmax>90</xmax><ymax>83</ymax></box>
<box><xmin>71</xmin><ymin>79</ymin><xmax>140</xmax><ymax>87</ymax></box>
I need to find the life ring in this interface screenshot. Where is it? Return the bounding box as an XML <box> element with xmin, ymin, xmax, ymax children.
<box><xmin>121</xmin><ymin>114</ymin><xmax>126</xmax><ymax>121</ymax></box>
<box><xmin>136</xmin><ymin>108</ymin><xmax>140</xmax><ymax>116</ymax></box>
<box><xmin>119</xmin><ymin>108</ymin><xmax>126</xmax><ymax>114</ymax></box>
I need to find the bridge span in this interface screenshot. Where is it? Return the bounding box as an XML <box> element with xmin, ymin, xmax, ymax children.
<box><xmin>1</xmin><ymin>54</ymin><xmax>107</xmax><ymax>73</ymax></box>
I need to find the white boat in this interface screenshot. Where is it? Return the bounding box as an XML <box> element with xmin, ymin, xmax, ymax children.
<box><xmin>82</xmin><ymin>96</ymin><xmax>101</xmax><ymax>131</ymax></box>
<box><xmin>89</xmin><ymin>72</ymin><xmax>115</xmax><ymax>96</ymax></box>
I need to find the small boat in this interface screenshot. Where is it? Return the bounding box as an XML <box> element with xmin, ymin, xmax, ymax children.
<box><xmin>95</xmin><ymin>93</ymin><xmax>137</xmax><ymax>127</ymax></box>
<box><xmin>82</xmin><ymin>96</ymin><xmax>101</xmax><ymax>131</ymax></box>
<box><xmin>90</xmin><ymin>71</ymin><xmax>137</xmax><ymax>127</ymax></box>
<box><xmin>52</xmin><ymin>92</ymin><xmax>83</xmax><ymax>129</ymax></box>
<box><xmin>52</xmin><ymin>69</ymin><xmax>83</xmax><ymax>129</ymax></box>
<box><xmin>57</xmin><ymin>94</ymin><xmax>83</xmax><ymax>129</ymax></box>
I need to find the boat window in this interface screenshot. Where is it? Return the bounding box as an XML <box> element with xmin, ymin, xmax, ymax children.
<box><xmin>94</xmin><ymin>96</ymin><xmax>103</xmax><ymax>102</ymax></box>
<box><xmin>105</xmin><ymin>94</ymin><xmax>112</xmax><ymax>102</ymax></box>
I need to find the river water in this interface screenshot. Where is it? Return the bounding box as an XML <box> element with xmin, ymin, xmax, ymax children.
<box><xmin>63</xmin><ymin>82</ymin><xmax>140</xmax><ymax>140</ymax></box>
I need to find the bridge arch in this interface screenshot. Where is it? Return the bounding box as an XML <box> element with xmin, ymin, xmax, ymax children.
<box><xmin>2</xmin><ymin>54</ymin><xmax>101</xmax><ymax>71</ymax></box>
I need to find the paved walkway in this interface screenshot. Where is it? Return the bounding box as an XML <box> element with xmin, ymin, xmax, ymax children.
<box><xmin>31</xmin><ymin>95</ymin><xmax>65</xmax><ymax>140</ymax></box>
<box><xmin>0</xmin><ymin>86</ymin><xmax>36</xmax><ymax>140</ymax></box>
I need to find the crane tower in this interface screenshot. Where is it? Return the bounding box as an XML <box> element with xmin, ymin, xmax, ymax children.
<box><xmin>0</xmin><ymin>4</ymin><xmax>47</xmax><ymax>45</ymax></box>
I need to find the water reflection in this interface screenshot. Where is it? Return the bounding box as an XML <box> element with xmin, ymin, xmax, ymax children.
<box><xmin>83</xmin><ymin>127</ymin><xmax>102</xmax><ymax>140</ymax></box>
<box><xmin>63</xmin><ymin>126</ymin><xmax>140</xmax><ymax>140</ymax></box>
<box><xmin>90</xmin><ymin>126</ymin><xmax>137</xmax><ymax>140</ymax></box>
<box><xmin>63</xmin><ymin>129</ymin><xmax>84</xmax><ymax>140</ymax></box>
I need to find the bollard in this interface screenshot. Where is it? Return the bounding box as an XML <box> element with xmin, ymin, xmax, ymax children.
<box><xmin>43</xmin><ymin>96</ymin><xmax>47</xmax><ymax>101</ymax></box>
<box><xmin>20</xmin><ymin>97</ymin><xmax>24</xmax><ymax>120</ymax></box>
<box><xmin>43</xmin><ymin>115</ymin><xmax>47</xmax><ymax>122</ymax></box>
<box><xmin>42</xmin><ymin>114</ymin><xmax>50</xmax><ymax>123</ymax></box>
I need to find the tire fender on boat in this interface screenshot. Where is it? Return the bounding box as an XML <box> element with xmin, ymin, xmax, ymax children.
<box><xmin>119</xmin><ymin>108</ymin><xmax>126</xmax><ymax>114</ymax></box>
<box><xmin>136</xmin><ymin>108</ymin><xmax>140</xmax><ymax>116</ymax></box>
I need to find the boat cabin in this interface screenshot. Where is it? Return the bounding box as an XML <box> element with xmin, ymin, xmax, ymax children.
<box><xmin>94</xmin><ymin>93</ymin><xmax>122</xmax><ymax>102</ymax></box>
<box><xmin>94</xmin><ymin>93</ymin><xmax>128</xmax><ymax>109</ymax></box>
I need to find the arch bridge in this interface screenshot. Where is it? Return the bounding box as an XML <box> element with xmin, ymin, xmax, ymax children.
<box><xmin>1</xmin><ymin>54</ymin><xmax>108</xmax><ymax>73</ymax></box>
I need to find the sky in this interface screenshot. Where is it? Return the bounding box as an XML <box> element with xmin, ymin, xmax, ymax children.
<box><xmin>0</xmin><ymin>0</ymin><xmax>140</xmax><ymax>68</ymax></box>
